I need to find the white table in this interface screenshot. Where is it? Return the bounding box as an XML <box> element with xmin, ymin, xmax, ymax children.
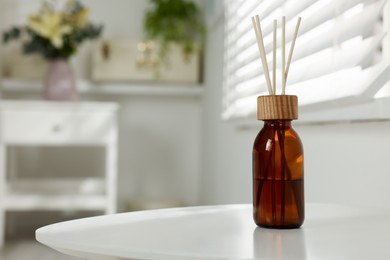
<box><xmin>36</xmin><ymin>204</ymin><xmax>390</xmax><ymax>259</ymax></box>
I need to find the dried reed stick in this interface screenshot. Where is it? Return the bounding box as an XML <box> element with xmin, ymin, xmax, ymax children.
<box><xmin>251</xmin><ymin>15</ymin><xmax>273</xmax><ymax>95</ymax></box>
<box><xmin>252</xmin><ymin>15</ymin><xmax>301</xmax><ymax>96</ymax></box>
<box><xmin>284</xmin><ymin>17</ymin><xmax>302</xmax><ymax>86</ymax></box>
<box><xmin>282</xmin><ymin>16</ymin><xmax>286</xmax><ymax>94</ymax></box>
<box><xmin>273</xmin><ymin>20</ymin><xmax>277</xmax><ymax>95</ymax></box>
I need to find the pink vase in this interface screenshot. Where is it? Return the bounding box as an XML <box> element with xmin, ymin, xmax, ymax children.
<box><xmin>44</xmin><ymin>59</ymin><xmax>77</xmax><ymax>101</ymax></box>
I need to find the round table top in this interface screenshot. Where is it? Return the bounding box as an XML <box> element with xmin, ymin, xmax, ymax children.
<box><xmin>36</xmin><ymin>204</ymin><xmax>390</xmax><ymax>259</ymax></box>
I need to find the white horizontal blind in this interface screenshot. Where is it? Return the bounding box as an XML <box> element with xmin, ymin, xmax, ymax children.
<box><xmin>223</xmin><ymin>0</ymin><xmax>389</xmax><ymax>120</ymax></box>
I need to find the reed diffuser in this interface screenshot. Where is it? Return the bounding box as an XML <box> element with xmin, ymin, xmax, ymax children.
<box><xmin>252</xmin><ymin>15</ymin><xmax>304</xmax><ymax>228</ymax></box>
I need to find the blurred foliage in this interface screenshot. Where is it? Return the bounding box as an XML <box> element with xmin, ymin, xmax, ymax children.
<box><xmin>144</xmin><ymin>0</ymin><xmax>205</xmax><ymax>64</ymax></box>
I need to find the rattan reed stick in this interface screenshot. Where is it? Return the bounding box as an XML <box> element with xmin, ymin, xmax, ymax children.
<box><xmin>251</xmin><ymin>15</ymin><xmax>273</xmax><ymax>95</ymax></box>
<box><xmin>285</xmin><ymin>17</ymin><xmax>302</xmax><ymax>86</ymax></box>
<box><xmin>273</xmin><ymin>20</ymin><xmax>277</xmax><ymax>95</ymax></box>
<box><xmin>282</xmin><ymin>16</ymin><xmax>286</xmax><ymax>94</ymax></box>
<box><xmin>251</xmin><ymin>15</ymin><xmax>301</xmax><ymax>96</ymax></box>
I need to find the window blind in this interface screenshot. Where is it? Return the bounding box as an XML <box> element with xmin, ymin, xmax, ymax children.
<box><xmin>223</xmin><ymin>0</ymin><xmax>389</xmax><ymax>120</ymax></box>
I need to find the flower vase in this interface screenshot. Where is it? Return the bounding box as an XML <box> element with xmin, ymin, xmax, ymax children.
<box><xmin>44</xmin><ymin>59</ymin><xmax>77</xmax><ymax>101</ymax></box>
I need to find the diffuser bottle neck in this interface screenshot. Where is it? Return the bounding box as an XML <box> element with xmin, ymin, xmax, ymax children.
<box><xmin>263</xmin><ymin>120</ymin><xmax>292</xmax><ymax>129</ymax></box>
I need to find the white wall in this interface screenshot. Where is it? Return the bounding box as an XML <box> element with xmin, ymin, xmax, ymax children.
<box><xmin>297</xmin><ymin>122</ymin><xmax>390</xmax><ymax>208</ymax></box>
<box><xmin>200</xmin><ymin>6</ymin><xmax>390</xmax><ymax>209</ymax></box>
<box><xmin>200</xmin><ymin>15</ymin><xmax>253</xmax><ymax>204</ymax></box>
<box><xmin>114</xmin><ymin>95</ymin><xmax>201</xmax><ymax>208</ymax></box>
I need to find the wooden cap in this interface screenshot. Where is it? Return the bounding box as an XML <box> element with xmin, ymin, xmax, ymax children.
<box><xmin>257</xmin><ymin>95</ymin><xmax>298</xmax><ymax>120</ymax></box>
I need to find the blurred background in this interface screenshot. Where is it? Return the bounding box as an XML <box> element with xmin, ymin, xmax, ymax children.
<box><xmin>0</xmin><ymin>0</ymin><xmax>390</xmax><ymax>258</ymax></box>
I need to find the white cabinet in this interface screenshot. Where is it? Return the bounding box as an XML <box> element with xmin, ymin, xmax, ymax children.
<box><xmin>0</xmin><ymin>101</ymin><xmax>119</xmax><ymax>247</ymax></box>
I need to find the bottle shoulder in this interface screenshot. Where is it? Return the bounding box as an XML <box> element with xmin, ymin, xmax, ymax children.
<box><xmin>253</xmin><ymin>124</ymin><xmax>303</xmax><ymax>151</ymax></box>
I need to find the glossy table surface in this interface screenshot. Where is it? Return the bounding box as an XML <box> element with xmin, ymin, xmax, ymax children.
<box><xmin>36</xmin><ymin>204</ymin><xmax>390</xmax><ymax>259</ymax></box>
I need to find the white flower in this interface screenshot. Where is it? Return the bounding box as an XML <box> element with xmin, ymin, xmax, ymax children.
<box><xmin>28</xmin><ymin>11</ymin><xmax>72</xmax><ymax>48</ymax></box>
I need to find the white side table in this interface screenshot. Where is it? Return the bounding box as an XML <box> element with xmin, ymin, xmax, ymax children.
<box><xmin>36</xmin><ymin>204</ymin><xmax>390</xmax><ymax>259</ymax></box>
<box><xmin>0</xmin><ymin>100</ymin><xmax>119</xmax><ymax>247</ymax></box>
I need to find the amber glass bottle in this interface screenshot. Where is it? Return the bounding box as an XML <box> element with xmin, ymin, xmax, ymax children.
<box><xmin>253</xmin><ymin>95</ymin><xmax>304</xmax><ymax>228</ymax></box>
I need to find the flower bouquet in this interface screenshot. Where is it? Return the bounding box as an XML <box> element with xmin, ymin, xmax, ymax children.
<box><xmin>2</xmin><ymin>0</ymin><xmax>103</xmax><ymax>100</ymax></box>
